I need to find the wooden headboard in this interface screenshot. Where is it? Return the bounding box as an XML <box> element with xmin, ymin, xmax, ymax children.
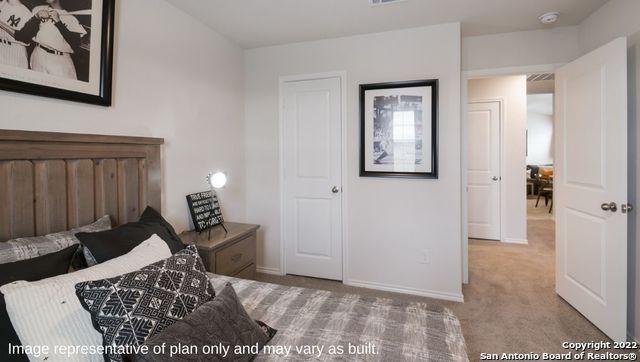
<box><xmin>0</xmin><ymin>129</ymin><xmax>164</xmax><ymax>242</ymax></box>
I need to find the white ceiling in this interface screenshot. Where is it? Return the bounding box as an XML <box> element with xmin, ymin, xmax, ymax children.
<box><xmin>167</xmin><ymin>0</ymin><xmax>607</xmax><ymax>49</ymax></box>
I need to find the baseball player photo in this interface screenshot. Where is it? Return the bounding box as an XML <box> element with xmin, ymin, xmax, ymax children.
<box><xmin>30</xmin><ymin>0</ymin><xmax>88</xmax><ymax>80</ymax></box>
<box><xmin>0</xmin><ymin>0</ymin><xmax>32</xmax><ymax>69</ymax></box>
<box><xmin>0</xmin><ymin>0</ymin><xmax>93</xmax><ymax>81</ymax></box>
<box><xmin>0</xmin><ymin>0</ymin><xmax>113</xmax><ymax>105</ymax></box>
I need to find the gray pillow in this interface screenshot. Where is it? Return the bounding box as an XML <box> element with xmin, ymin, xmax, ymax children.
<box><xmin>0</xmin><ymin>215</ymin><xmax>111</xmax><ymax>264</ymax></box>
<box><xmin>133</xmin><ymin>283</ymin><xmax>276</xmax><ymax>362</ymax></box>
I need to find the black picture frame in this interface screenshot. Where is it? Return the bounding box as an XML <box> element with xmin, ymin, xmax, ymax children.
<box><xmin>0</xmin><ymin>0</ymin><xmax>115</xmax><ymax>106</ymax></box>
<box><xmin>359</xmin><ymin>79</ymin><xmax>439</xmax><ymax>179</ymax></box>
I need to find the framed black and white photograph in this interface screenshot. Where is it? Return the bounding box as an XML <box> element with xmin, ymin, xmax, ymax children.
<box><xmin>0</xmin><ymin>0</ymin><xmax>115</xmax><ymax>105</ymax></box>
<box><xmin>360</xmin><ymin>79</ymin><xmax>438</xmax><ymax>178</ymax></box>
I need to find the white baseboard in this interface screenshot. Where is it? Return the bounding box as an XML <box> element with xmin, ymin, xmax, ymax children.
<box><xmin>256</xmin><ymin>266</ymin><xmax>283</xmax><ymax>275</ymax></box>
<box><xmin>344</xmin><ymin>279</ymin><xmax>464</xmax><ymax>303</ymax></box>
<box><xmin>503</xmin><ymin>238</ymin><xmax>528</xmax><ymax>245</ymax></box>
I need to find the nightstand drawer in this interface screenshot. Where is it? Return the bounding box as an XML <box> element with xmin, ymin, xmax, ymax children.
<box><xmin>179</xmin><ymin>223</ymin><xmax>259</xmax><ymax>279</ymax></box>
<box><xmin>215</xmin><ymin>234</ymin><xmax>256</xmax><ymax>275</ymax></box>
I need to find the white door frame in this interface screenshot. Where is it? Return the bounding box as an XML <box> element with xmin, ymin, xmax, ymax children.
<box><xmin>461</xmin><ymin>63</ymin><xmax>564</xmax><ymax>283</ymax></box>
<box><xmin>467</xmin><ymin>98</ymin><xmax>505</xmax><ymax>242</ymax></box>
<box><xmin>278</xmin><ymin>71</ymin><xmax>348</xmax><ymax>279</ymax></box>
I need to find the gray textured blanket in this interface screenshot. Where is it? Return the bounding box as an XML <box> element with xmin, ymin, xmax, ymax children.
<box><xmin>209</xmin><ymin>275</ymin><xmax>468</xmax><ymax>361</ymax></box>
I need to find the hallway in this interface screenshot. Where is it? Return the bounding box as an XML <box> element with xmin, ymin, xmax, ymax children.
<box><xmin>460</xmin><ymin>219</ymin><xmax>609</xmax><ymax>358</ymax></box>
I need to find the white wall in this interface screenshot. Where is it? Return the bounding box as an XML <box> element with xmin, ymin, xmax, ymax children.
<box><xmin>630</xmin><ymin>29</ymin><xmax>640</xmax><ymax>342</ymax></box>
<box><xmin>0</xmin><ymin>0</ymin><xmax>246</xmax><ymax>233</ymax></box>
<box><xmin>245</xmin><ymin>23</ymin><xmax>463</xmax><ymax>300</ymax></box>
<box><xmin>578</xmin><ymin>0</ymin><xmax>640</xmax><ymax>54</ymax></box>
<box><xmin>527</xmin><ymin>80</ymin><xmax>554</xmax><ymax>95</ymax></box>
<box><xmin>526</xmin><ymin>94</ymin><xmax>554</xmax><ymax>166</ymax></box>
<box><xmin>462</xmin><ymin>26</ymin><xmax>580</xmax><ymax>71</ymax></box>
<box><xmin>468</xmin><ymin>76</ymin><xmax>527</xmax><ymax>243</ymax></box>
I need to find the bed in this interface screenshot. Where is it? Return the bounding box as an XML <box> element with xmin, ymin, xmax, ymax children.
<box><xmin>211</xmin><ymin>276</ymin><xmax>467</xmax><ymax>361</ymax></box>
<box><xmin>0</xmin><ymin>129</ymin><xmax>468</xmax><ymax>361</ymax></box>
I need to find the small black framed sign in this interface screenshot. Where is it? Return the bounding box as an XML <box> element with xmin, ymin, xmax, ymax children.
<box><xmin>186</xmin><ymin>191</ymin><xmax>224</xmax><ymax>232</ymax></box>
<box><xmin>0</xmin><ymin>0</ymin><xmax>115</xmax><ymax>106</ymax></box>
<box><xmin>360</xmin><ymin>79</ymin><xmax>438</xmax><ymax>179</ymax></box>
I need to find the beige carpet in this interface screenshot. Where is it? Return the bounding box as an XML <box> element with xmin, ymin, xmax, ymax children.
<box><xmin>255</xmin><ymin>218</ymin><xmax>616</xmax><ymax>361</ymax></box>
<box><xmin>527</xmin><ymin>195</ymin><xmax>554</xmax><ymax>220</ymax></box>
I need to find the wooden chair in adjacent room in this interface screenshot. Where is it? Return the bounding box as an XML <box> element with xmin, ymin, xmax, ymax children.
<box><xmin>535</xmin><ymin>167</ymin><xmax>554</xmax><ymax>213</ymax></box>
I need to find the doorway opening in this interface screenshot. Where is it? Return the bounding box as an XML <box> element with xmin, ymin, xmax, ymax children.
<box><xmin>465</xmin><ymin>73</ymin><xmax>555</xmax><ymax>244</ymax></box>
<box><xmin>526</xmin><ymin>74</ymin><xmax>555</xmax><ymax>224</ymax></box>
<box><xmin>463</xmin><ymin>38</ymin><xmax>629</xmax><ymax>342</ymax></box>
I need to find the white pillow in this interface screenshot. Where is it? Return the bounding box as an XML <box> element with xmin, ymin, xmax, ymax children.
<box><xmin>1</xmin><ymin>234</ymin><xmax>172</xmax><ymax>362</ymax></box>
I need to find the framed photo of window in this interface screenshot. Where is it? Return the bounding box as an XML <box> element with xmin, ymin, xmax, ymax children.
<box><xmin>360</xmin><ymin>79</ymin><xmax>438</xmax><ymax>178</ymax></box>
<box><xmin>0</xmin><ymin>0</ymin><xmax>115</xmax><ymax>106</ymax></box>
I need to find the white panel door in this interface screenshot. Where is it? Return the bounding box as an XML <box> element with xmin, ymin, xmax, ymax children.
<box><xmin>467</xmin><ymin>101</ymin><xmax>501</xmax><ymax>240</ymax></box>
<box><xmin>282</xmin><ymin>77</ymin><xmax>342</xmax><ymax>280</ymax></box>
<box><xmin>555</xmin><ymin>37</ymin><xmax>628</xmax><ymax>341</ymax></box>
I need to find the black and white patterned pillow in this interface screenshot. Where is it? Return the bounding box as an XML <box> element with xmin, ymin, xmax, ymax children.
<box><xmin>75</xmin><ymin>246</ymin><xmax>214</xmax><ymax>362</ymax></box>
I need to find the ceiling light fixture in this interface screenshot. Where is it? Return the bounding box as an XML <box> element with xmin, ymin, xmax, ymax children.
<box><xmin>538</xmin><ymin>12</ymin><xmax>560</xmax><ymax>25</ymax></box>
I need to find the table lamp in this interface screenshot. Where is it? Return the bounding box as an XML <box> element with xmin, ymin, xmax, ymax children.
<box><xmin>207</xmin><ymin>171</ymin><xmax>229</xmax><ymax>235</ymax></box>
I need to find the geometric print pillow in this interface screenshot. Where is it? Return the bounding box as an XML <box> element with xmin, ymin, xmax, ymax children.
<box><xmin>75</xmin><ymin>245</ymin><xmax>215</xmax><ymax>362</ymax></box>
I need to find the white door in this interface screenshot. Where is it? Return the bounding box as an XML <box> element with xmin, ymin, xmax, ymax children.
<box><xmin>282</xmin><ymin>77</ymin><xmax>343</xmax><ymax>280</ymax></box>
<box><xmin>555</xmin><ymin>37</ymin><xmax>628</xmax><ymax>341</ymax></box>
<box><xmin>467</xmin><ymin>101</ymin><xmax>501</xmax><ymax>240</ymax></box>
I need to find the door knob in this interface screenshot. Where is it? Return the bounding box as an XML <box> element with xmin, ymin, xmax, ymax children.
<box><xmin>332</xmin><ymin>186</ymin><xmax>340</xmax><ymax>194</ymax></box>
<box><xmin>492</xmin><ymin>176</ymin><xmax>499</xmax><ymax>181</ymax></box>
<box><xmin>601</xmin><ymin>202</ymin><xmax>618</xmax><ymax>212</ymax></box>
<box><xmin>622</xmin><ymin>203</ymin><xmax>634</xmax><ymax>214</ymax></box>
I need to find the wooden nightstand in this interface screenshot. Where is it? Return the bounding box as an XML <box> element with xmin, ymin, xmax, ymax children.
<box><xmin>179</xmin><ymin>223</ymin><xmax>259</xmax><ymax>279</ymax></box>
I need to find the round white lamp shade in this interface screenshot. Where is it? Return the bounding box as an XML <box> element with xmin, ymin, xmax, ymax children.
<box><xmin>208</xmin><ymin>171</ymin><xmax>227</xmax><ymax>189</ymax></box>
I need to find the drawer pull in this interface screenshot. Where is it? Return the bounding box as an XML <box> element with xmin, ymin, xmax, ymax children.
<box><xmin>231</xmin><ymin>253</ymin><xmax>242</xmax><ymax>263</ymax></box>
